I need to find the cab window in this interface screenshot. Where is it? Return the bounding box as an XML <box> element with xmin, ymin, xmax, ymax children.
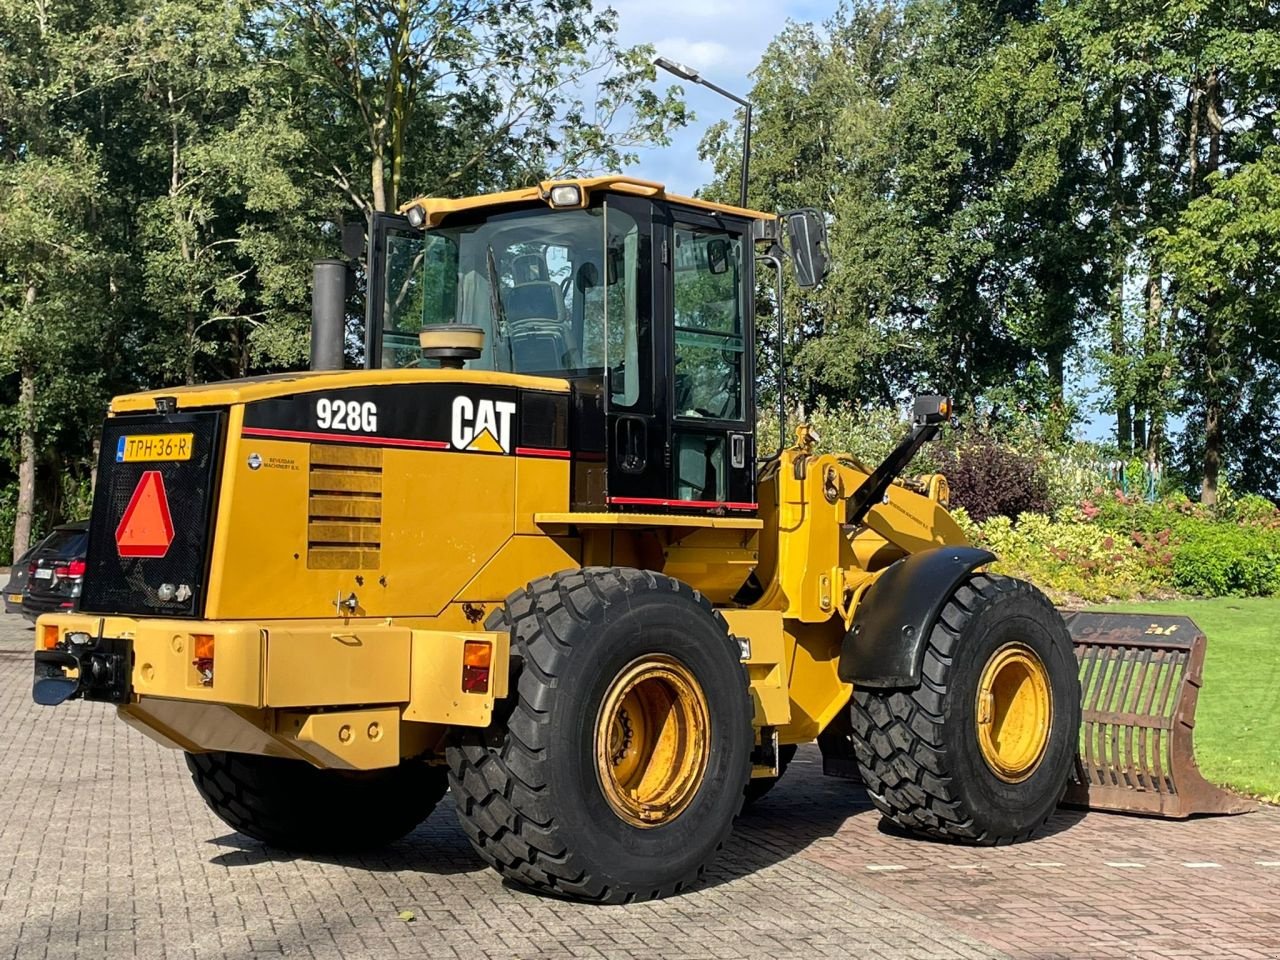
<box><xmin>380</xmin><ymin>203</ymin><xmax>645</xmax><ymax>404</ymax></box>
<box><xmin>672</xmin><ymin>225</ymin><xmax>745</xmax><ymax>421</ymax></box>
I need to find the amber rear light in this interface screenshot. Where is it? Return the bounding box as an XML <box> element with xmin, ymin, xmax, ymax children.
<box><xmin>192</xmin><ymin>634</ymin><xmax>215</xmax><ymax>686</ymax></box>
<box><xmin>462</xmin><ymin>640</ymin><xmax>492</xmax><ymax>694</ymax></box>
<box><xmin>40</xmin><ymin>625</ymin><xmax>59</xmax><ymax>649</ymax></box>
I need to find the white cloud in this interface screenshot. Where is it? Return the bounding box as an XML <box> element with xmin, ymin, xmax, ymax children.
<box><xmin>652</xmin><ymin>38</ymin><xmax>735</xmax><ymax>74</ymax></box>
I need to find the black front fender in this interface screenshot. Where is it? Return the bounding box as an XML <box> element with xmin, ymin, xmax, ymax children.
<box><xmin>837</xmin><ymin>546</ymin><xmax>996</xmax><ymax>689</ymax></box>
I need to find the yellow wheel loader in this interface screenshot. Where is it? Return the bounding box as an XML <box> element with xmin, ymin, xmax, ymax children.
<box><xmin>32</xmin><ymin>176</ymin><xmax>1247</xmax><ymax>903</ymax></box>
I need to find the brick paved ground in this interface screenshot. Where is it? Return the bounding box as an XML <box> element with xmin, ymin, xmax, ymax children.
<box><xmin>1</xmin><ymin>611</ymin><xmax>1277</xmax><ymax>960</ymax></box>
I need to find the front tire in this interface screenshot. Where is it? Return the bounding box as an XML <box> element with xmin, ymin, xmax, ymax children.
<box><xmin>849</xmin><ymin>574</ymin><xmax>1080</xmax><ymax>844</ymax></box>
<box><xmin>186</xmin><ymin>751</ymin><xmax>447</xmax><ymax>852</ymax></box>
<box><xmin>447</xmin><ymin>568</ymin><xmax>753</xmax><ymax>903</ymax></box>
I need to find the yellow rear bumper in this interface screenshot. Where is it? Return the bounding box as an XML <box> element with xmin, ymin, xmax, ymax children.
<box><xmin>35</xmin><ymin>613</ymin><xmax>508</xmax><ymax>770</ymax></box>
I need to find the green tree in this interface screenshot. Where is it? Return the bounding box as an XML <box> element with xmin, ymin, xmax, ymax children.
<box><xmin>273</xmin><ymin>0</ymin><xmax>690</xmax><ymax>216</ymax></box>
<box><xmin>0</xmin><ymin>0</ymin><xmax>129</xmax><ymax>558</ymax></box>
<box><xmin>1157</xmin><ymin>148</ymin><xmax>1280</xmax><ymax>503</ymax></box>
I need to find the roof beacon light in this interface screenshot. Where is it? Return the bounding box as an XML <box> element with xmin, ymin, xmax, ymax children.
<box><xmin>548</xmin><ymin>184</ymin><xmax>582</xmax><ymax>208</ymax></box>
<box><xmin>405</xmin><ymin>204</ymin><xmax>427</xmax><ymax>228</ymax></box>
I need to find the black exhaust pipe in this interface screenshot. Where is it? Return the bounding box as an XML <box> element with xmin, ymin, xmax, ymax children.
<box><xmin>310</xmin><ymin>258</ymin><xmax>347</xmax><ymax>371</ymax></box>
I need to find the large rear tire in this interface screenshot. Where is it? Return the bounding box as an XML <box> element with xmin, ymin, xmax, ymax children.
<box><xmin>849</xmin><ymin>573</ymin><xmax>1080</xmax><ymax>844</ymax></box>
<box><xmin>446</xmin><ymin>568</ymin><xmax>753</xmax><ymax>903</ymax></box>
<box><xmin>186</xmin><ymin>751</ymin><xmax>448</xmax><ymax>852</ymax></box>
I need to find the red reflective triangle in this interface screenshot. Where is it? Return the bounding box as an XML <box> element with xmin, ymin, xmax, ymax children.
<box><xmin>115</xmin><ymin>470</ymin><xmax>176</xmax><ymax>558</ymax></box>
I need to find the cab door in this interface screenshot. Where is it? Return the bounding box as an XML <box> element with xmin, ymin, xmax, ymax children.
<box><xmin>364</xmin><ymin>212</ymin><xmax>420</xmax><ymax>369</ymax></box>
<box><xmin>600</xmin><ymin>196</ymin><xmax>665</xmax><ymax>508</ymax></box>
<box><xmin>662</xmin><ymin>210</ymin><xmax>756</xmax><ymax>512</ymax></box>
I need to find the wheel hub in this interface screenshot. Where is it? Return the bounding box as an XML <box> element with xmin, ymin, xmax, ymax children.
<box><xmin>975</xmin><ymin>642</ymin><xmax>1053</xmax><ymax>783</ymax></box>
<box><xmin>594</xmin><ymin>655</ymin><xmax>710</xmax><ymax>828</ymax></box>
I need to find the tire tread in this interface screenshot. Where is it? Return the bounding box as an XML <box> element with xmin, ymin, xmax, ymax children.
<box><xmin>447</xmin><ymin>566</ymin><xmax>750</xmax><ymax>903</ymax></box>
<box><xmin>850</xmin><ymin>574</ymin><xmax>1070</xmax><ymax>845</ymax></box>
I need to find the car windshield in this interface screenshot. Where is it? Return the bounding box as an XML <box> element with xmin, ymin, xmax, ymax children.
<box><xmin>378</xmin><ymin>202</ymin><xmax>644</xmax><ymax>406</ymax></box>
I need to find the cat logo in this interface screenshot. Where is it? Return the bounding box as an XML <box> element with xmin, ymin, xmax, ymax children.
<box><xmin>451</xmin><ymin>396</ymin><xmax>516</xmax><ymax>454</ymax></box>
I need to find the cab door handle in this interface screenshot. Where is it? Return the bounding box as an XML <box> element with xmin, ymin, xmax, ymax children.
<box><xmin>615</xmin><ymin>417</ymin><xmax>647</xmax><ymax>474</ymax></box>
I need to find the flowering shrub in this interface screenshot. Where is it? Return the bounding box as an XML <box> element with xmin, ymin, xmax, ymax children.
<box><xmin>955</xmin><ymin>494</ymin><xmax>1280</xmax><ymax>602</ymax></box>
<box><xmin>957</xmin><ymin>508</ymin><xmax>1173</xmax><ymax>603</ymax></box>
<box><xmin>933</xmin><ymin>440</ymin><xmax>1052</xmax><ymax>522</ymax></box>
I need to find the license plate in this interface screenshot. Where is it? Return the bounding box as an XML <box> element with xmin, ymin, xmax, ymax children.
<box><xmin>116</xmin><ymin>433</ymin><xmax>194</xmax><ymax>463</ymax></box>
<box><xmin>33</xmin><ymin>569</ymin><xmax>52</xmax><ymax>580</ymax></box>
<box><xmin>7</xmin><ymin>593</ymin><xmax>20</xmax><ymax>603</ymax></box>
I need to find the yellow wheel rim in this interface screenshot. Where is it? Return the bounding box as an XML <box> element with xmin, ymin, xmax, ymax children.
<box><xmin>594</xmin><ymin>655</ymin><xmax>710</xmax><ymax>828</ymax></box>
<box><xmin>975</xmin><ymin>642</ymin><xmax>1053</xmax><ymax>783</ymax></box>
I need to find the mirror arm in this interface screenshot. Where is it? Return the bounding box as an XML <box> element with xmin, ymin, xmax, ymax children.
<box><xmin>844</xmin><ymin>421</ymin><xmax>940</xmax><ymax>527</ymax></box>
<box><xmin>756</xmin><ymin>246</ymin><xmax>785</xmax><ymax>463</ymax></box>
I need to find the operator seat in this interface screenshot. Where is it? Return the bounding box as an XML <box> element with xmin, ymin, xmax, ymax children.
<box><xmin>503</xmin><ymin>254</ymin><xmax>573</xmax><ymax>371</ymax></box>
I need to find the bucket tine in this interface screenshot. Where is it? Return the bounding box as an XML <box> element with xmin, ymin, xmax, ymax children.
<box><xmin>1060</xmin><ymin>612</ymin><xmax>1256</xmax><ymax>818</ymax></box>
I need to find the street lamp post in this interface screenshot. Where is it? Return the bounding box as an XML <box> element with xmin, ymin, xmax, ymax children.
<box><xmin>654</xmin><ymin>56</ymin><xmax>752</xmax><ymax>209</ymax></box>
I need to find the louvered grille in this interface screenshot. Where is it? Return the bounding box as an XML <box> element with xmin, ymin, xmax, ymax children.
<box><xmin>307</xmin><ymin>444</ymin><xmax>382</xmax><ymax>569</ymax></box>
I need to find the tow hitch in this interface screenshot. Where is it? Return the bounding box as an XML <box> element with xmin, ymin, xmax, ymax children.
<box><xmin>33</xmin><ymin>631</ymin><xmax>132</xmax><ymax>706</ymax></box>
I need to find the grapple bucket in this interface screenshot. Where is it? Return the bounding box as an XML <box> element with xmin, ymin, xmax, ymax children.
<box><xmin>1062</xmin><ymin>612</ymin><xmax>1255</xmax><ymax>818</ymax></box>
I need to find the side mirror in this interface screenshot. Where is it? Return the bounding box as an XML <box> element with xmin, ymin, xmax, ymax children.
<box><xmin>706</xmin><ymin>237</ymin><xmax>731</xmax><ymax>275</ymax></box>
<box><xmin>912</xmin><ymin>395</ymin><xmax>952</xmax><ymax>427</ymax></box>
<box><xmin>782</xmin><ymin>208</ymin><xmax>829</xmax><ymax>289</ymax></box>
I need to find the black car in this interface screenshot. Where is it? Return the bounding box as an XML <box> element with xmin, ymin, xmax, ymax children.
<box><xmin>3</xmin><ymin>540</ymin><xmax>43</xmax><ymax>615</ymax></box>
<box><xmin>21</xmin><ymin>521</ymin><xmax>89</xmax><ymax>622</ymax></box>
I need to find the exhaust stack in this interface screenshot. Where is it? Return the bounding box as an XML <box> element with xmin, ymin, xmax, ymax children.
<box><xmin>310</xmin><ymin>258</ymin><xmax>347</xmax><ymax>371</ymax></box>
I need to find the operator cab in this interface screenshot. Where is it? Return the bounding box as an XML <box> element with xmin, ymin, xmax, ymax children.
<box><xmin>366</xmin><ymin>179</ymin><xmax>762</xmax><ymax>514</ymax></box>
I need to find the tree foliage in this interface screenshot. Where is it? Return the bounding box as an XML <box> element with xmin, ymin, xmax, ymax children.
<box><xmin>0</xmin><ymin>0</ymin><xmax>686</xmax><ymax>560</ymax></box>
<box><xmin>704</xmin><ymin>0</ymin><xmax>1280</xmax><ymax>501</ymax></box>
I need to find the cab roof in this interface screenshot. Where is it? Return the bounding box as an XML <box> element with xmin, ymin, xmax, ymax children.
<box><xmin>398</xmin><ymin>175</ymin><xmax>777</xmax><ymax>229</ymax></box>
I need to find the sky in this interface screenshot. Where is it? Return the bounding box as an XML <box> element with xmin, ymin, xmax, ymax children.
<box><xmin>609</xmin><ymin>0</ymin><xmax>828</xmax><ymax>197</ymax></box>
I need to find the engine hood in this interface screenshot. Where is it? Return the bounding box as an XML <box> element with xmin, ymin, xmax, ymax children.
<box><xmin>110</xmin><ymin>368</ymin><xmax>570</xmax><ymax>414</ymax></box>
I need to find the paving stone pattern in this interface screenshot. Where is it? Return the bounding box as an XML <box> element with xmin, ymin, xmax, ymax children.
<box><xmin>1</xmin><ymin>613</ymin><xmax>1276</xmax><ymax>959</ymax></box>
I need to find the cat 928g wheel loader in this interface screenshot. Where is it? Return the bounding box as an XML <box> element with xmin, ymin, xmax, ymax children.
<box><xmin>32</xmin><ymin>176</ymin><xmax>1248</xmax><ymax>903</ymax></box>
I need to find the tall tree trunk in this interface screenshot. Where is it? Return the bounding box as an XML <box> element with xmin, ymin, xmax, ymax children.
<box><xmin>371</xmin><ymin>147</ymin><xmax>387</xmax><ymax>213</ymax></box>
<box><xmin>1144</xmin><ymin>266</ymin><xmax>1166</xmax><ymax>462</ymax></box>
<box><xmin>13</xmin><ymin>281</ymin><xmax>40</xmax><ymax>559</ymax></box>
<box><xmin>1110</xmin><ymin>269</ymin><xmax>1131</xmax><ymax>452</ymax></box>
<box><xmin>1198</xmin><ymin>69</ymin><xmax>1225</xmax><ymax>505</ymax></box>
<box><xmin>1108</xmin><ymin>98</ymin><xmax>1131</xmax><ymax>453</ymax></box>
<box><xmin>169</xmin><ymin>86</ymin><xmax>198</xmax><ymax>385</ymax></box>
<box><xmin>14</xmin><ymin>363</ymin><xmax>37</xmax><ymax>561</ymax></box>
<box><xmin>1202</xmin><ymin>395</ymin><xmax>1222</xmax><ymax>506</ymax></box>
<box><xmin>1046</xmin><ymin>347</ymin><xmax>1067</xmax><ymax>446</ymax></box>
<box><xmin>90</xmin><ymin>436</ymin><xmax>101</xmax><ymax>496</ymax></box>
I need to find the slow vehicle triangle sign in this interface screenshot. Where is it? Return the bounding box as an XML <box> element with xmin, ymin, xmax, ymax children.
<box><xmin>115</xmin><ymin>470</ymin><xmax>175</xmax><ymax>558</ymax></box>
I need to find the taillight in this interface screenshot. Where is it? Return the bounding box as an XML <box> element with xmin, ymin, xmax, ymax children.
<box><xmin>27</xmin><ymin>562</ymin><xmax>36</xmax><ymax>575</ymax></box>
<box><xmin>461</xmin><ymin>640</ymin><xmax>492</xmax><ymax>694</ymax></box>
<box><xmin>192</xmin><ymin>634</ymin><xmax>215</xmax><ymax>686</ymax></box>
<box><xmin>67</xmin><ymin>559</ymin><xmax>86</xmax><ymax>577</ymax></box>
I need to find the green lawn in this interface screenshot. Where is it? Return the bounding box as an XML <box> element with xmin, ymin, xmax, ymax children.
<box><xmin>1087</xmin><ymin>597</ymin><xmax>1280</xmax><ymax>802</ymax></box>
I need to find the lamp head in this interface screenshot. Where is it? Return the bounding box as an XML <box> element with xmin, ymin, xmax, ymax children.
<box><xmin>654</xmin><ymin>56</ymin><xmax>700</xmax><ymax>82</ymax></box>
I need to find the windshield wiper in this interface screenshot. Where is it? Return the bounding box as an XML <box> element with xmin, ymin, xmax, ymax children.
<box><xmin>486</xmin><ymin>245</ymin><xmax>515</xmax><ymax>371</ymax></box>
